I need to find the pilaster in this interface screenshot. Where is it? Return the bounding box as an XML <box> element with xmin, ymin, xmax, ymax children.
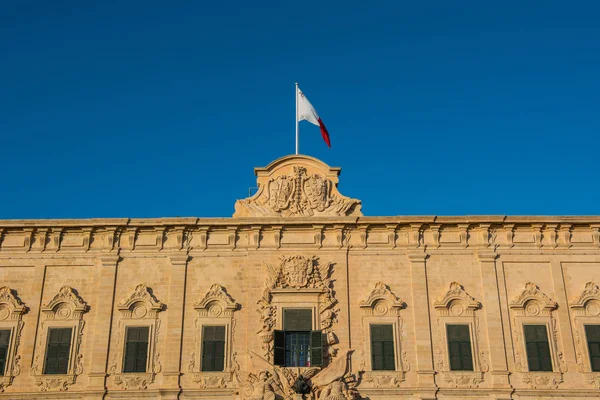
<box><xmin>87</xmin><ymin>253</ymin><xmax>120</xmax><ymax>395</ymax></box>
<box><xmin>407</xmin><ymin>251</ymin><xmax>436</xmax><ymax>392</ymax></box>
<box><xmin>477</xmin><ymin>252</ymin><xmax>512</xmax><ymax>389</ymax></box>
<box><xmin>160</xmin><ymin>253</ymin><xmax>190</xmax><ymax>397</ymax></box>
<box><xmin>549</xmin><ymin>259</ymin><xmax>577</xmax><ymax>371</ymax></box>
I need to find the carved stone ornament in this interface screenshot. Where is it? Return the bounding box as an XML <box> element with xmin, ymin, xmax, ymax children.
<box><xmin>30</xmin><ymin>286</ymin><xmax>88</xmax><ymax>392</ymax></box>
<box><xmin>359</xmin><ymin>282</ymin><xmax>405</xmax><ymax>316</ymax></box>
<box><xmin>110</xmin><ymin>285</ymin><xmax>164</xmax><ymax>390</ymax></box>
<box><xmin>0</xmin><ymin>287</ymin><xmax>27</xmax><ymax>392</ymax></box>
<box><xmin>233</xmin><ymin>155</ymin><xmax>362</xmax><ymax>218</ymax></box>
<box><xmin>233</xmin><ymin>349</ymin><xmax>359</xmax><ymax>400</ymax></box>
<box><xmin>434</xmin><ymin>282</ymin><xmax>481</xmax><ymax>317</ymax></box>
<box><xmin>509</xmin><ymin>282</ymin><xmax>557</xmax><ymax>316</ymax></box>
<box><xmin>256</xmin><ymin>255</ymin><xmax>339</xmax><ymax>361</ymax></box>
<box><xmin>570</xmin><ymin>282</ymin><xmax>600</xmax><ymax>374</ymax></box>
<box><xmin>194</xmin><ymin>283</ymin><xmax>239</xmax><ymax>317</ymax></box>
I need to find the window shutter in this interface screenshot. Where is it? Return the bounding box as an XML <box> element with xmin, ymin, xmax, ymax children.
<box><xmin>310</xmin><ymin>330</ymin><xmax>323</xmax><ymax>367</ymax></box>
<box><xmin>274</xmin><ymin>330</ymin><xmax>285</xmax><ymax>366</ymax></box>
<box><xmin>586</xmin><ymin>325</ymin><xmax>600</xmax><ymax>372</ymax></box>
<box><xmin>523</xmin><ymin>325</ymin><xmax>552</xmax><ymax>372</ymax></box>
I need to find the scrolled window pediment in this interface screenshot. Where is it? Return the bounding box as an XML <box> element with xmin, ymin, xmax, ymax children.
<box><xmin>359</xmin><ymin>282</ymin><xmax>405</xmax><ymax>316</ymax></box>
<box><xmin>433</xmin><ymin>282</ymin><xmax>481</xmax><ymax>317</ymax></box>
<box><xmin>510</xmin><ymin>282</ymin><xmax>557</xmax><ymax>316</ymax></box>
<box><xmin>194</xmin><ymin>284</ymin><xmax>239</xmax><ymax>317</ymax></box>
<box><xmin>117</xmin><ymin>284</ymin><xmax>163</xmax><ymax>319</ymax></box>
<box><xmin>41</xmin><ymin>286</ymin><xmax>88</xmax><ymax>320</ymax></box>
<box><xmin>0</xmin><ymin>287</ymin><xmax>27</xmax><ymax>320</ymax></box>
<box><xmin>570</xmin><ymin>282</ymin><xmax>600</xmax><ymax>316</ymax></box>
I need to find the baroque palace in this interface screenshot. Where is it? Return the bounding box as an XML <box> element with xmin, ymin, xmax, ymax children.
<box><xmin>0</xmin><ymin>155</ymin><xmax>599</xmax><ymax>400</ymax></box>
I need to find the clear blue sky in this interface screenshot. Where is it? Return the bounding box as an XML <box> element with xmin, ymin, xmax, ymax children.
<box><xmin>1</xmin><ymin>1</ymin><xmax>599</xmax><ymax>218</ymax></box>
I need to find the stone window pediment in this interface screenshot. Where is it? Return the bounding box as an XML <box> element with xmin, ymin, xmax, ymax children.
<box><xmin>30</xmin><ymin>286</ymin><xmax>88</xmax><ymax>392</ymax></box>
<box><xmin>0</xmin><ymin>287</ymin><xmax>27</xmax><ymax>392</ymax></box>
<box><xmin>109</xmin><ymin>284</ymin><xmax>164</xmax><ymax>391</ymax></box>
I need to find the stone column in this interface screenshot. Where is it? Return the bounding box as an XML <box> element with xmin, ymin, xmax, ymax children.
<box><xmin>477</xmin><ymin>252</ymin><xmax>512</xmax><ymax>394</ymax></box>
<box><xmin>86</xmin><ymin>253</ymin><xmax>120</xmax><ymax>399</ymax></box>
<box><xmin>160</xmin><ymin>253</ymin><xmax>190</xmax><ymax>398</ymax></box>
<box><xmin>407</xmin><ymin>251</ymin><xmax>437</xmax><ymax>399</ymax></box>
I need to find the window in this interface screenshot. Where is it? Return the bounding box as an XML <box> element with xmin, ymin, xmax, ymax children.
<box><xmin>0</xmin><ymin>330</ymin><xmax>10</xmax><ymax>376</ymax></box>
<box><xmin>446</xmin><ymin>325</ymin><xmax>473</xmax><ymax>371</ymax></box>
<box><xmin>524</xmin><ymin>325</ymin><xmax>552</xmax><ymax>372</ymax></box>
<box><xmin>44</xmin><ymin>328</ymin><xmax>72</xmax><ymax>375</ymax></box>
<box><xmin>274</xmin><ymin>309</ymin><xmax>323</xmax><ymax>367</ymax></box>
<box><xmin>202</xmin><ymin>326</ymin><xmax>225</xmax><ymax>372</ymax></box>
<box><xmin>585</xmin><ymin>325</ymin><xmax>600</xmax><ymax>372</ymax></box>
<box><xmin>123</xmin><ymin>327</ymin><xmax>149</xmax><ymax>373</ymax></box>
<box><xmin>370</xmin><ymin>325</ymin><xmax>395</xmax><ymax>371</ymax></box>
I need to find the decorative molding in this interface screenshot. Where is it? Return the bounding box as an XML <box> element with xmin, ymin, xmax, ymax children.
<box><xmin>31</xmin><ymin>286</ymin><xmax>88</xmax><ymax>391</ymax></box>
<box><xmin>442</xmin><ymin>371</ymin><xmax>484</xmax><ymax>389</ymax></box>
<box><xmin>194</xmin><ymin>284</ymin><xmax>239</xmax><ymax>316</ymax></box>
<box><xmin>509</xmin><ymin>282</ymin><xmax>557</xmax><ymax>315</ymax></box>
<box><xmin>521</xmin><ymin>372</ymin><xmax>563</xmax><ymax>389</ymax></box>
<box><xmin>110</xmin><ymin>285</ymin><xmax>164</xmax><ymax>390</ymax></box>
<box><xmin>233</xmin><ymin>155</ymin><xmax>361</xmax><ymax>217</ymax></box>
<box><xmin>0</xmin><ymin>287</ymin><xmax>27</xmax><ymax>392</ymax></box>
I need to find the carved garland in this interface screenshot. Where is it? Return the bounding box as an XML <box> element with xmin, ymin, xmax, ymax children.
<box><xmin>109</xmin><ymin>284</ymin><xmax>164</xmax><ymax>390</ymax></box>
<box><xmin>433</xmin><ymin>282</ymin><xmax>487</xmax><ymax>389</ymax></box>
<box><xmin>189</xmin><ymin>284</ymin><xmax>239</xmax><ymax>389</ymax></box>
<box><xmin>570</xmin><ymin>281</ymin><xmax>600</xmax><ymax>388</ymax></box>
<box><xmin>0</xmin><ymin>287</ymin><xmax>27</xmax><ymax>392</ymax></box>
<box><xmin>30</xmin><ymin>286</ymin><xmax>88</xmax><ymax>392</ymax></box>
<box><xmin>256</xmin><ymin>255</ymin><xmax>339</xmax><ymax>362</ymax></box>
<box><xmin>509</xmin><ymin>282</ymin><xmax>566</xmax><ymax>389</ymax></box>
<box><xmin>358</xmin><ymin>282</ymin><xmax>408</xmax><ymax>389</ymax></box>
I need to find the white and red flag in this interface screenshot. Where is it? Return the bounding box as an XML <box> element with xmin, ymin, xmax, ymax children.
<box><xmin>296</xmin><ymin>85</ymin><xmax>331</xmax><ymax>152</ymax></box>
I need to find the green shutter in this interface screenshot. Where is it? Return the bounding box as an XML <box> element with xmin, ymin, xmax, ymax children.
<box><xmin>274</xmin><ymin>330</ymin><xmax>285</xmax><ymax>366</ymax></box>
<box><xmin>586</xmin><ymin>325</ymin><xmax>600</xmax><ymax>372</ymax></box>
<box><xmin>446</xmin><ymin>325</ymin><xmax>473</xmax><ymax>371</ymax></box>
<box><xmin>310</xmin><ymin>330</ymin><xmax>323</xmax><ymax>367</ymax></box>
<box><xmin>123</xmin><ymin>327</ymin><xmax>149</xmax><ymax>373</ymax></box>
<box><xmin>524</xmin><ymin>325</ymin><xmax>552</xmax><ymax>372</ymax></box>
<box><xmin>44</xmin><ymin>328</ymin><xmax>72</xmax><ymax>375</ymax></box>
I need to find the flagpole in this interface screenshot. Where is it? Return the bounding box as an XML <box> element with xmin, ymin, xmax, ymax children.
<box><xmin>295</xmin><ymin>82</ymin><xmax>299</xmax><ymax>155</ymax></box>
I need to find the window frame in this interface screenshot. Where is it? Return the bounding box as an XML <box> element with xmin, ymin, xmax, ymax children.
<box><xmin>522</xmin><ymin>324</ymin><xmax>553</xmax><ymax>372</ymax></box>
<box><xmin>0</xmin><ymin>286</ymin><xmax>26</xmax><ymax>391</ymax></box>
<box><xmin>445</xmin><ymin>324</ymin><xmax>474</xmax><ymax>372</ymax></box>
<box><xmin>369</xmin><ymin>324</ymin><xmax>396</xmax><ymax>371</ymax></box>
<box><xmin>122</xmin><ymin>326</ymin><xmax>151</xmax><ymax>374</ymax></box>
<box><xmin>200</xmin><ymin>325</ymin><xmax>227</xmax><ymax>372</ymax></box>
<box><xmin>43</xmin><ymin>327</ymin><xmax>74</xmax><ymax>375</ymax></box>
<box><xmin>569</xmin><ymin>281</ymin><xmax>600</xmax><ymax>381</ymax></box>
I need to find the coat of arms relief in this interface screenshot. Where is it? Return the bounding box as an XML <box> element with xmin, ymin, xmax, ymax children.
<box><xmin>234</xmin><ymin>155</ymin><xmax>361</xmax><ymax>218</ymax></box>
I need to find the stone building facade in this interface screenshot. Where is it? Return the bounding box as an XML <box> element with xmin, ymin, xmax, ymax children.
<box><xmin>0</xmin><ymin>154</ymin><xmax>599</xmax><ymax>400</ymax></box>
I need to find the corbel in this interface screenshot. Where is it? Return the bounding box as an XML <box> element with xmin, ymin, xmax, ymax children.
<box><xmin>532</xmin><ymin>224</ymin><xmax>543</xmax><ymax>248</ymax></box>
<box><xmin>313</xmin><ymin>225</ymin><xmax>324</xmax><ymax>249</ymax></box>
<box><xmin>82</xmin><ymin>227</ymin><xmax>93</xmax><ymax>252</ymax></box>
<box><xmin>51</xmin><ymin>227</ymin><xmax>63</xmax><ymax>252</ymax></box>
<box><xmin>272</xmin><ymin>225</ymin><xmax>282</xmax><ymax>249</ymax></box>
<box><xmin>543</xmin><ymin>224</ymin><xmax>558</xmax><ymax>248</ymax></box>
<box><xmin>476</xmin><ymin>223</ymin><xmax>491</xmax><ymax>248</ymax></box>
<box><xmin>386</xmin><ymin>223</ymin><xmax>398</xmax><ymax>248</ymax></box>
<box><xmin>503</xmin><ymin>224</ymin><xmax>515</xmax><ymax>248</ymax></box>
<box><xmin>409</xmin><ymin>223</ymin><xmax>422</xmax><ymax>248</ymax></box>
<box><xmin>156</xmin><ymin>227</ymin><xmax>166</xmax><ymax>251</ymax></box>
<box><xmin>358</xmin><ymin>225</ymin><xmax>368</xmax><ymax>249</ymax></box>
<box><xmin>197</xmin><ymin>227</ymin><xmax>208</xmax><ymax>251</ymax></box>
<box><xmin>558</xmin><ymin>224</ymin><xmax>572</xmax><ymax>248</ymax></box>
<box><xmin>33</xmin><ymin>228</ymin><xmax>49</xmax><ymax>251</ymax></box>
<box><xmin>591</xmin><ymin>224</ymin><xmax>600</xmax><ymax>248</ymax></box>
<box><xmin>228</xmin><ymin>226</ymin><xmax>238</xmax><ymax>250</ymax></box>
<box><xmin>429</xmin><ymin>224</ymin><xmax>441</xmax><ymax>249</ymax></box>
<box><xmin>248</xmin><ymin>225</ymin><xmax>261</xmax><ymax>250</ymax></box>
<box><xmin>183</xmin><ymin>227</ymin><xmax>194</xmax><ymax>251</ymax></box>
<box><xmin>23</xmin><ymin>228</ymin><xmax>34</xmax><ymax>252</ymax></box>
<box><xmin>124</xmin><ymin>227</ymin><xmax>138</xmax><ymax>250</ymax></box>
<box><xmin>458</xmin><ymin>223</ymin><xmax>470</xmax><ymax>248</ymax></box>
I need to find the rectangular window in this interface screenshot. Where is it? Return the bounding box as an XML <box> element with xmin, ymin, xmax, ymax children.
<box><xmin>447</xmin><ymin>324</ymin><xmax>473</xmax><ymax>371</ymax></box>
<box><xmin>524</xmin><ymin>325</ymin><xmax>553</xmax><ymax>372</ymax></box>
<box><xmin>370</xmin><ymin>324</ymin><xmax>395</xmax><ymax>370</ymax></box>
<box><xmin>273</xmin><ymin>309</ymin><xmax>323</xmax><ymax>367</ymax></box>
<box><xmin>283</xmin><ymin>309</ymin><xmax>312</xmax><ymax>367</ymax></box>
<box><xmin>0</xmin><ymin>330</ymin><xmax>10</xmax><ymax>376</ymax></box>
<box><xmin>201</xmin><ymin>326</ymin><xmax>226</xmax><ymax>372</ymax></box>
<box><xmin>585</xmin><ymin>325</ymin><xmax>600</xmax><ymax>372</ymax></box>
<box><xmin>123</xmin><ymin>327</ymin><xmax>149</xmax><ymax>373</ymax></box>
<box><xmin>44</xmin><ymin>328</ymin><xmax>72</xmax><ymax>375</ymax></box>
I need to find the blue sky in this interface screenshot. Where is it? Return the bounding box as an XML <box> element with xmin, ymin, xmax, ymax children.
<box><xmin>1</xmin><ymin>1</ymin><xmax>599</xmax><ymax>218</ymax></box>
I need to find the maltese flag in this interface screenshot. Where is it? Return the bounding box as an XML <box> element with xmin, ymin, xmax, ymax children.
<box><xmin>297</xmin><ymin>87</ymin><xmax>331</xmax><ymax>148</ymax></box>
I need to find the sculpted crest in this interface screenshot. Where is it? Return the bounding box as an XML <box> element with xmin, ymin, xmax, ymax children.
<box><xmin>234</xmin><ymin>155</ymin><xmax>362</xmax><ymax>218</ymax></box>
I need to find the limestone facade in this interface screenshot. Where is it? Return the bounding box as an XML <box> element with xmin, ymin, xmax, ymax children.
<box><xmin>0</xmin><ymin>155</ymin><xmax>599</xmax><ymax>399</ymax></box>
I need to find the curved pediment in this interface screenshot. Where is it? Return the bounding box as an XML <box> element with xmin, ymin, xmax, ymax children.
<box><xmin>509</xmin><ymin>282</ymin><xmax>557</xmax><ymax>315</ymax></box>
<box><xmin>233</xmin><ymin>155</ymin><xmax>362</xmax><ymax>218</ymax></box>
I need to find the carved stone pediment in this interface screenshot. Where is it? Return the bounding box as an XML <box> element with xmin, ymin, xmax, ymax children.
<box><xmin>359</xmin><ymin>282</ymin><xmax>405</xmax><ymax>316</ymax></box>
<box><xmin>570</xmin><ymin>282</ymin><xmax>600</xmax><ymax>315</ymax></box>
<box><xmin>42</xmin><ymin>286</ymin><xmax>88</xmax><ymax>319</ymax></box>
<box><xmin>194</xmin><ymin>284</ymin><xmax>239</xmax><ymax>317</ymax></box>
<box><xmin>0</xmin><ymin>287</ymin><xmax>26</xmax><ymax>320</ymax></box>
<box><xmin>510</xmin><ymin>282</ymin><xmax>557</xmax><ymax>316</ymax></box>
<box><xmin>434</xmin><ymin>282</ymin><xmax>481</xmax><ymax>316</ymax></box>
<box><xmin>233</xmin><ymin>155</ymin><xmax>362</xmax><ymax>218</ymax></box>
<box><xmin>117</xmin><ymin>284</ymin><xmax>163</xmax><ymax>318</ymax></box>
